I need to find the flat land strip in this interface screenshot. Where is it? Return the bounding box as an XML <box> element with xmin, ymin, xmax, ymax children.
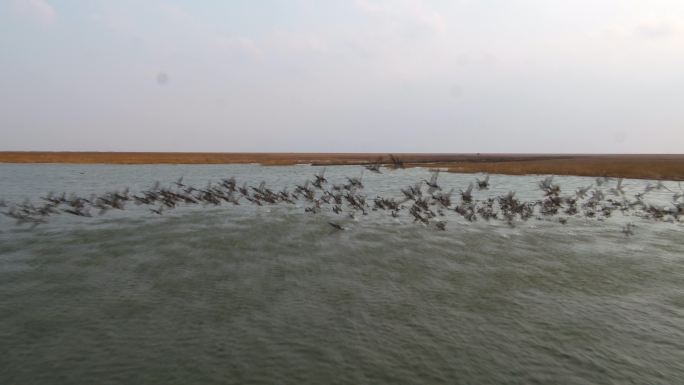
<box><xmin>1</xmin><ymin>152</ymin><xmax>683</xmax><ymax>180</ymax></box>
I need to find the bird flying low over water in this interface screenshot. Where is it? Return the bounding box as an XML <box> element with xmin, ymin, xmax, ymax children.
<box><xmin>1</xmin><ymin>166</ymin><xmax>675</xmax><ymax>237</ymax></box>
<box><xmin>423</xmin><ymin>170</ymin><xmax>441</xmax><ymax>193</ymax></box>
<box><xmin>575</xmin><ymin>185</ymin><xmax>593</xmax><ymax>199</ymax></box>
<box><xmin>313</xmin><ymin>168</ymin><xmax>327</xmax><ymax>189</ymax></box>
<box><xmin>364</xmin><ymin>158</ymin><xmax>383</xmax><ymax>173</ymax></box>
<box><xmin>609</xmin><ymin>178</ymin><xmax>625</xmax><ymax>196</ymax></box>
<box><xmin>388</xmin><ymin>154</ymin><xmax>404</xmax><ymax>169</ymax></box>
<box><xmin>460</xmin><ymin>183</ymin><xmax>474</xmax><ymax>203</ymax></box>
<box><xmin>622</xmin><ymin>223</ymin><xmax>636</xmax><ymax>237</ymax></box>
<box><xmin>476</xmin><ymin>175</ymin><xmax>490</xmax><ymax>190</ymax></box>
<box><xmin>328</xmin><ymin>222</ymin><xmax>344</xmax><ymax>231</ymax></box>
<box><xmin>345</xmin><ymin>174</ymin><xmax>364</xmax><ymax>190</ymax></box>
<box><xmin>596</xmin><ymin>176</ymin><xmax>611</xmax><ymax>187</ymax></box>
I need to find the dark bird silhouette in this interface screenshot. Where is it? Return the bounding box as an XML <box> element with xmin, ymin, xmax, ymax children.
<box><xmin>539</xmin><ymin>176</ymin><xmax>556</xmax><ymax>191</ymax></box>
<box><xmin>365</xmin><ymin>157</ymin><xmax>383</xmax><ymax>173</ymax></box>
<box><xmin>64</xmin><ymin>208</ymin><xmax>91</xmax><ymax>217</ymax></box>
<box><xmin>609</xmin><ymin>178</ymin><xmax>625</xmax><ymax>196</ymax></box>
<box><xmin>313</xmin><ymin>168</ymin><xmax>327</xmax><ymax>189</ymax></box>
<box><xmin>221</xmin><ymin>177</ymin><xmax>237</xmax><ymax>192</ymax></box>
<box><xmin>389</xmin><ymin>154</ymin><xmax>404</xmax><ymax>169</ymax></box>
<box><xmin>409</xmin><ymin>205</ymin><xmax>429</xmax><ymax>225</ymax></box>
<box><xmin>401</xmin><ymin>182</ymin><xmax>422</xmax><ymax>201</ymax></box>
<box><xmin>305</xmin><ymin>200</ymin><xmax>321</xmax><ymax>214</ymax></box>
<box><xmin>596</xmin><ymin>176</ymin><xmax>611</xmax><ymax>187</ymax></box>
<box><xmin>575</xmin><ymin>184</ymin><xmax>593</xmax><ymax>199</ymax></box>
<box><xmin>328</xmin><ymin>222</ymin><xmax>344</xmax><ymax>231</ymax></box>
<box><xmin>423</xmin><ymin>170</ymin><xmax>441</xmax><ymax>193</ymax></box>
<box><xmin>432</xmin><ymin>189</ymin><xmax>454</xmax><ymax>207</ymax></box>
<box><xmin>4</xmin><ymin>168</ymin><xmax>676</xmax><ymax>237</ymax></box>
<box><xmin>460</xmin><ymin>183</ymin><xmax>474</xmax><ymax>203</ymax></box>
<box><xmin>622</xmin><ymin>223</ymin><xmax>635</xmax><ymax>237</ymax></box>
<box><xmin>476</xmin><ymin>175</ymin><xmax>490</xmax><ymax>190</ymax></box>
<box><xmin>238</xmin><ymin>183</ymin><xmax>249</xmax><ymax>196</ymax></box>
<box><xmin>345</xmin><ymin>174</ymin><xmax>364</xmax><ymax>190</ymax></box>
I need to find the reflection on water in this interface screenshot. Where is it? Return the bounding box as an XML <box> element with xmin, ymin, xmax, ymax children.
<box><xmin>1</xmin><ymin>164</ymin><xmax>683</xmax><ymax>384</ymax></box>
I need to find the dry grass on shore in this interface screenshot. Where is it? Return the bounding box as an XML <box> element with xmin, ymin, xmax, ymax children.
<box><xmin>1</xmin><ymin>152</ymin><xmax>683</xmax><ymax>181</ymax></box>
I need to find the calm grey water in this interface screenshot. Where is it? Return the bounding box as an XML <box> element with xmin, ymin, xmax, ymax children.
<box><xmin>1</xmin><ymin>164</ymin><xmax>683</xmax><ymax>384</ymax></box>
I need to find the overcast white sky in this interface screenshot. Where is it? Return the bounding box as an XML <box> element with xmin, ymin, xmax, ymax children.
<box><xmin>1</xmin><ymin>0</ymin><xmax>683</xmax><ymax>152</ymax></box>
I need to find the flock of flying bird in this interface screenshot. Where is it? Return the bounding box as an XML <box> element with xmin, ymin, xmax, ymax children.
<box><xmin>1</xmin><ymin>160</ymin><xmax>683</xmax><ymax>236</ymax></box>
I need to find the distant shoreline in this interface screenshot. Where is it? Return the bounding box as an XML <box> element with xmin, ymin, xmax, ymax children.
<box><xmin>1</xmin><ymin>152</ymin><xmax>683</xmax><ymax>180</ymax></box>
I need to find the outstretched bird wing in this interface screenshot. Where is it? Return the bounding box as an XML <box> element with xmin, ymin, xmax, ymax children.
<box><xmin>429</xmin><ymin>170</ymin><xmax>439</xmax><ymax>185</ymax></box>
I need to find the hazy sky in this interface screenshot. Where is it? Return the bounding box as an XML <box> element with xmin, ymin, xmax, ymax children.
<box><xmin>1</xmin><ymin>0</ymin><xmax>683</xmax><ymax>152</ymax></box>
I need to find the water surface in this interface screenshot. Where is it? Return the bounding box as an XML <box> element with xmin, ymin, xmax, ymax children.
<box><xmin>1</xmin><ymin>164</ymin><xmax>683</xmax><ymax>384</ymax></box>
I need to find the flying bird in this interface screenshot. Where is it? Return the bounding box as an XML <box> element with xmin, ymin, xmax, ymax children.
<box><xmin>328</xmin><ymin>222</ymin><xmax>344</xmax><ymax>231</ymax></box>
<box><xmin>476</xmin><ymin>175</ymin><xmax>490</xmax><ymax>190</ymax></box>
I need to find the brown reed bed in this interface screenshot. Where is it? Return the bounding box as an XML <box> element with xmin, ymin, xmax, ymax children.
<box><xmin>1</xmin><ymin>152</ymin><xmax>683</xmax><ymax>181</ymax></box>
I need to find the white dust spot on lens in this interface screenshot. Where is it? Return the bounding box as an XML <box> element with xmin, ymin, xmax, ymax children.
<box><xmin>156</xmin><ymin>72</ymin><xmax>169</xmax><ymax>86</ymax></box>
<box><xmin>614</xmin><ymin>131</ymin><xmax>626</xmax><ymax>144</ymax></box>
<box><xmin>449</xmin><ymin>85</ymin><xmax>463</xmax><ymax>99</ymax></box>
